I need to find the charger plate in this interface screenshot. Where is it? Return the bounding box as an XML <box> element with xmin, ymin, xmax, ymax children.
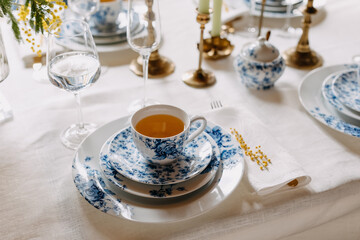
<box><xmin>299</xmin><ymin>64</ymin><xmax>360</xmax><ymax>138</ymax></box>
<box><xmin>72</xmin><ymin>116</ymin><xmax>244</xmax><ymax>223</ymax></box>
<box><xmin>99</xmin><ymin>131</ymin><xmax>220</xmax><ymax>198</ymax></box>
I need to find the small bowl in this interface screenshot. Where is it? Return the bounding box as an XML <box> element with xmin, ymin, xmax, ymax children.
<box><xmin>233</xmin><ymin>37</ymin><xmax>285</xmax><ymax>90</ymax></box>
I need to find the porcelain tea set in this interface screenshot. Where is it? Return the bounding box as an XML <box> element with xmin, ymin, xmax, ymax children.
<box><xmin>233</xmin><ymin>35</ymin><xmax>286</xmax><ymax>90</ymax></box>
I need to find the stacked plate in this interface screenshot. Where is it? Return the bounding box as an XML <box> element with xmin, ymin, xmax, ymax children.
<box><xmin>72</xmin><ymin>116</ymin><xmax>245</xmax><ymax>223</ymax></box>
<box><xmin>238</xmin><ymin>0</ymin><xmax>327</xmax><ymax>18</ymax></box>
<box><xmin>299</xmin><ymin>64</ymin><xmax>360</xmax><ymax>138</ymax></box>
<box><xmin>252</xmin><ymin>0</ymin><xmax>303</xmax><ymax>13</ymax></box>
<box><xmin>87</xmin><ymin>9</ymin><xmax>144</xmax><ymax>45</ymax></box>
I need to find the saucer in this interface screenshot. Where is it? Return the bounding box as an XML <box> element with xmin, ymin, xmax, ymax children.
<box><xmin>108</xmin><ymin>127</ymin><xmax>213</xmax><ymax>185</ymax></box>
<box><xmin>321</xmin><ymin>71</ymin><xmax>360</xmax><ymax>121</ymax></box>
<box><xmin>332</xmin><ymin>70</ymin><xmax>360</xmax><ymax>114</ymax></box>
<box><xmin>99</xmin><ymin>132</ymin><xmax>220</xmax><ymax>198</ymax></box>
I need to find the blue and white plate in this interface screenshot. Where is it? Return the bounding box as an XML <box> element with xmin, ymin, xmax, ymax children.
<box><xmin>299</xmin><ymin>64</ymin><xmax>360</xmax><ymax>138</ymax></box>
<box><xmin>321</xmin><ymin>72</ymin><xmax>360</xmax><ymax>121</ymax></box>
<box><xmin>332</xmin><ymin>70</ymin><xmax>360</xmax><ymax>114</ymax></box>
<box><xmin>99</xmin><ymin>131</ymin><xmax>220</xmax><ymax>198</ymax></box>
<box><xmin>72</xmin><ymin>117</ymin><xmax>244</xmax><ymax>223</ymax></box>
<box><xmin>107</xmin><ymin>127</ymin><xmax>213</xmax><ymax>185</ymax></box>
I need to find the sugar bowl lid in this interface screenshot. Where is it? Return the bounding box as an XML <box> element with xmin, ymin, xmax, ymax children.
<box><xmin>241</xmin><ymin>36</ymin><xmax>280</xmax><ymax>62</ymax></box>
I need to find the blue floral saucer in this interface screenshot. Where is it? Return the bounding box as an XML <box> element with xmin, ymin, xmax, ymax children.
<box><xmin>99</xmin><ymin>132</ymin><xmax>220</xmax><ymax>198</ymax></box>
<box><xmin>107</xmin><ymin>127</ymin><xmax>213</xmax><ymax>185</ymax></box>
<box><xmin>332</xmin><ymin>70</ymin><xmax>360</xmax><ymax>114</ymax></box>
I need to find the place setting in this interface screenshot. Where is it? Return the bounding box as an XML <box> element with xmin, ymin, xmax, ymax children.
<box><xmin>72</xmin><ymin>104</ymin><xmax>245</xmax><ymax>222</ymax></box>
<box><xmin>65</xmin><ymin>0</ymin><xmax>146</xmax><ymax>52</ymax></box>
<box><xmin>299</xmin><ymin>63</ymin><xmax>360</xmax><ymax>138</ymax></box>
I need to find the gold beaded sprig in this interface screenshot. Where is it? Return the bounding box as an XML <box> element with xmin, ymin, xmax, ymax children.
<box><xmin>231</xmin><ymin>128</ymin><xmax>272</xmax><ymax>171</ymax></box>
<box><xmin>17</xmin><ymin>0</ymin><xmax>67</xmax><ymax>57</ymax></box>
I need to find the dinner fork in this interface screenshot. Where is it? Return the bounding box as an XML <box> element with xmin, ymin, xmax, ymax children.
<box><xmin>210</xmin><ymin>100</ymin><xmax>223</xmax><ymax>110</ymax></box>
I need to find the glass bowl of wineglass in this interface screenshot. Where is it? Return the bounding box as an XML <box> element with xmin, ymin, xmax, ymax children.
<box><xmin>68</xmin><ymin>0</ymin><xmax>100</xmax><ymax>22</ymax></box>
<box><xmin>126</xmin><ymin>0</ymin><xmax>161</xmax><ymax>113</ymax></box>
<box><xmin>0</xmin><ymin>28</ymin><xmax>12</xmax><ymax>123</ymax></box>
<box><xmin>47</xmin><ymin>19</ymin><xmax>101</xmax><ymax>149</ymax></box>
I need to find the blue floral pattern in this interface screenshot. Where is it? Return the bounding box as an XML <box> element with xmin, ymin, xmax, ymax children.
<box><xmin>321</xmin><ymin>73</ymin><xmax>360</xmax><ymax>121</ymax></box>
<box><xmin>108</xmin><ymin>127</ymin><xmax>213</xmax><ymax>185</ymax></box>
<box><xmin>300</xmin><ymin>64</ymin><xmax>360</xmax><ymax>139</ymax></box>
<box><xmin>132</xmin><ymin>128</ymin><xmax>188</xmax><ymax>164</ymax></box>
<box><xmin>99</xmin><ymin>134</ymin><xmax>220</xmax><ymax>198</ymax></box>
<box><xmin>233</xmin><ymin>53</ymin><xmax>285</xmax><ymax>90</ymax></box>
<box><xmin>332</xmin><ymin>70</ymin><xmax>360</xmax><ymax>113</ymax></box>
<box><xmin>72</xmin><ymin>162</ymin><xmax>131</xmax><ymax>216</ymax></box>
<box><xmin>72</xmin><ymin>119</ymin><xmax>244</xmax><ymax>221</ymax></box>
<box><xmin>310</xmin><ymin>107</ymin><xmax>360</xmax><ymax>137</ymax></box>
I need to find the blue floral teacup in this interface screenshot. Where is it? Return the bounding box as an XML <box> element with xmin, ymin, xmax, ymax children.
<box><xmin>130</xmin><ymin>104</ymin><xmax>207</xmax><ymax>165</ymax></box>
<box><xmin>89</xmin><ymin>0</ymin><xmax>122</xmax><ymax>33</ymax></box>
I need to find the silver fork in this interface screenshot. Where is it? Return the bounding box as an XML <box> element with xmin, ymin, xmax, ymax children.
<box><xmin>210</xmin><ymin>100</ymin><xmax>223</xmax><ymax>110</ymax></box>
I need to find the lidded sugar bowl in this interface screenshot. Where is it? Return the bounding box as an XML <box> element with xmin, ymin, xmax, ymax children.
<box><xmin>233</xmin><ymin>36</ymin><xmax>285</xmax><ymax>90</ymax></box>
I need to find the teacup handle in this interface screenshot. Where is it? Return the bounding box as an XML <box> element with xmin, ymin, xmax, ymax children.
<box><xmin>185</xmin><ymin>116</ymin><xmax>207</xmax><ymax>145</ymax></box>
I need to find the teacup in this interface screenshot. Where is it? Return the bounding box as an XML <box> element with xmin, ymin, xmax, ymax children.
<box><xmin>130</xmin><ymin>104</ymin><xmax>207</xmax><ymax>165</ymax></box>
<box><xmin>89</xmin><ymin>0</ymin><xmax>123</xmax><ymax>32</ymax></box>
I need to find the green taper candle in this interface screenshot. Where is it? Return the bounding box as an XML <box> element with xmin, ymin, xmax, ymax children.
<box><xmin>198</xmin><ymin>0</ymin><xmax>210</xmax><ymax>13</ymax></box>
<box><xmin>211</xmin><ymin>0</ymin><xmax>223</xmax><ymax>36</ymax></box>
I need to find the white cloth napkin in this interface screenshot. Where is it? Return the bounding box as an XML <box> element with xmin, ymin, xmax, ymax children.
<box><xmin>204</xmin><ymin>106</ymin><xmax>311</xmax><ymax>195</ymax></box>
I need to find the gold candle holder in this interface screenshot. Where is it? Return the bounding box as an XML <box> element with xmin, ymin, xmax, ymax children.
<box><xmin>203</xmin><ymin>36</ymin><xmax>234</xmax><ymax>60</ymax></box>
<box><xmin>129</xmin><ymin>50</ymin><xmax>175</xmax><ymax>78</ymax></box>
<box><xmin>182</xmin><ymin>9</ymin><xmax>216</xmax><ymax>88</ymax></box>
<box><xmin>282</xmin><ymin>0</ymin><xmax>323</xmax><ymax>70</ymax></box>
<box><xmin>129</xmin><ymin>0</ymin><xmax>175</xmax><ymax>78</ymax></box>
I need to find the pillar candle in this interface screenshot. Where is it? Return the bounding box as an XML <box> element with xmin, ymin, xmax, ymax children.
<box><xmin>211</xmin><ymin>0</ymin><xmax>223</xmax><ymax>37</ymax></box>
<box><xmin>198</xmin><ymin>0</ymin><xmax>210</xmax><ymax>14</ymax></box>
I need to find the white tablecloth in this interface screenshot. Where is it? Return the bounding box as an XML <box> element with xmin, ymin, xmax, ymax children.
<box><xmin>1</xmin><ymin>0</ymin><xmax>360</xmax><ymax>239</ymax></box>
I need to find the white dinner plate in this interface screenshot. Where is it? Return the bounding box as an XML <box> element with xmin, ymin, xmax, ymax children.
<box><xmin>332</xmin><ymin>70</ymin><xmax>360</xmax><ymax>114</ymax></box>
<box><xmin>72</xmin><ymin>116</ymin><xmax>245</xmax><ymax>223</ymax></box>
<box><xmin>99</xmin><ymin>131</ymin><xmax>220</xmax><ymax>198</ymax></box>
<box><xmin>321</xmin><ymin>71</ymin><xmax>360</xmax><ymax>121</ymax></box>
<box><xmin>108</xmin><ymin>127</ymin><xmax>213</xmax><ymax>185</ymax></box>
<box><xmin>299</xmin><ymin>64</ymin><xmax>360</xmax><ymax>138</ymax></box>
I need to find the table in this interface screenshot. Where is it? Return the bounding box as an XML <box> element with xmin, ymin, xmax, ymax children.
<box><xmin>1</xmin><ymin>0</ymin><xmax>360</xmax><ymax>239</ymax></box>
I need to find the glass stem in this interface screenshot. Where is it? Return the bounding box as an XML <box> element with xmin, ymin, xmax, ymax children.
<box><xmin>142</xmin><ymin>53</ymin><xmax>150</xmax><ymax>108</ymax></box>
<box><xmin>74</xmin><ymin>92</ymin><xmax>85</xmax><ymax>130</ymax></box>
<box><xmin>283</xmin><ymin>1</ymin><xmax>292</xmax><ymax>31</ymax></box>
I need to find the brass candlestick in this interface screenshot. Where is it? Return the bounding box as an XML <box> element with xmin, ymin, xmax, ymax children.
<box><xmin>182</xmin><ymin>9</ymin><xmax>216</xmax><ymax>88</ymax></box>
<box><xmin>129</xmin><ymin>50</ymin><xmax>175</xmax><ymax>78</ymax></box>
<box><xmin>129</xmin><ymin>0</ymin><xmax>175</xmax><ymax>78</ymax></box>
<box><xmin>203</xmin><ymin>36</ymin><xmax>234</xmax><ymax>60</ymax></box>
<box><xmin>282</xmin><ymin>0</ymin><xmax>323</xmax><ymax>70</ymax></box>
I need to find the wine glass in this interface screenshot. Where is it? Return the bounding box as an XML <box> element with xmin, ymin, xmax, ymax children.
<box><xmin>239</xmin><ymin>0</ymin><xmax>258</xmax><ymax>38</ymax></box>
<box><xmin>68</xmin><ymin>0</ymin><xmax>100</xmax><ymax>22</ymax></box>
<box><xmin>0</xmin><ymin>31</ymin><xmax>12</xmax><ymax>123</ymax></box>
<box><xmin>278</xmin><ymin>0</ymin><xmax>301</xmax><ymax>38</ymax></box>
<box><xmin>127</xmin><ymin>0</ymin><xmax>161</xmax><ymax>113</ymax></box>
<box><xmin>47</xmin><ymin>19</ymin><xmax>101</xmax><ymax>149</ymax></box>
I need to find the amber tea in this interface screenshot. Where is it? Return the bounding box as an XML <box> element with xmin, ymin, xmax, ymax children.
<box><xmin>135</xmin><ymin>114</ymin><xmax>185</xmax><ymax>138</ymax></box>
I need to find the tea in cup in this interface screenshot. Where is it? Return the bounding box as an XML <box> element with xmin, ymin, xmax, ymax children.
<box><xmin>130</xmin><ymin>104</ymin><xmax>207</xmax><ymax>165</ymax></box>
<box><xmin>89</xmin><ymin>0</ymin><xmax>123</xmax><ymax>32</ymax></box>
